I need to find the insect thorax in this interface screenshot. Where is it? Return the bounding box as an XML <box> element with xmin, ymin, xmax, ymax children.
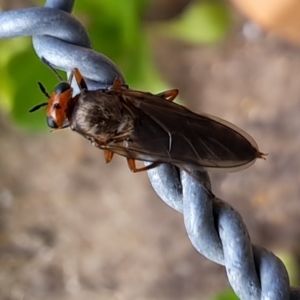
<box><xmin>70</xmin><ymin>90</ymin><xmax>134</xmax><ymax>144</ymax></box>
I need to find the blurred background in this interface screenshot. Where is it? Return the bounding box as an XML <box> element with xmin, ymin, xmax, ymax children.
<box><xmin>0</xmin><ymin>0</ymin><xmax>300</xmax><ymax>299</ymax></box>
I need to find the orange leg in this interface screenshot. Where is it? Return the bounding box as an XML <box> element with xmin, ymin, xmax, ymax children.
<box><xmin>257</xmin><ymin>151</ymin><xmax>267</xmax><ymax>160</ymax></box>
<box><xmin>156</xmin><ymin>89</ymin><xmax>179</xmax><ymax>101</ymax></box>
<box><xmin>113</xmin><ymin>77</ymin><xmax>123</xmax><ymax>89</ymax></box>
<box><xmin>70</xmin><ymin>68</ymin><xmax>88</xmax><ymax>91</ymax></box>
<box><xmin>104</xmin><ymin>150</ymin><xmax>114</xmax><ymax>163</ymax></box>
<box><xmin>111</xmin><ymin>77</ymin><xmax>128</xmax><ymax>90</ymax></box>
<box><xmin>127</xmin><ymin>158</ymin><xmax>160</xmax><ymax>173</ymax></box>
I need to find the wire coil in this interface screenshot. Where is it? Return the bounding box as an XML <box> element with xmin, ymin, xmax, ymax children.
<box><xmin>0</xmin><ymin>1</ymin><xmax>299</xmax><ymax>299</ymax></box>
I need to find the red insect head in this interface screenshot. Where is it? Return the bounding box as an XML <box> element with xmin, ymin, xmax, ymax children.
<box><xmin>30</xmin><ymin>81</ymin><xmax>73</xmax><ymax>129</ymax></box>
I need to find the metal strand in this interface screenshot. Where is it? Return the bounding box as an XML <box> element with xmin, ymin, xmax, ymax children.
<box><xmin>0</xmin><ymin>1</ymin><xmax>298</xmax><ymax>299</ymax></box>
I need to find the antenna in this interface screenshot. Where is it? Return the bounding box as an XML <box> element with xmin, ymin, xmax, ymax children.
<box><xmin>29</xmin><ymin>102</ymin><xmax>48</xmax><ymax>113</ymax></box>
<box><xmin>38</xmin><ymin>82</ymin><xmax>50</xmax><ymax>98</ymax></box>
<box><xmin>28</xmin><ymin>82</ymin><xmax>50</xmax><ymax>113</ymax></box>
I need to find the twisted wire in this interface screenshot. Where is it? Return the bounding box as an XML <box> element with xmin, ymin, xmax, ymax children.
<box><xmin>0</xmin><ymin>1</ymin><xmax>299</xmax><ymax>299</ymax></box>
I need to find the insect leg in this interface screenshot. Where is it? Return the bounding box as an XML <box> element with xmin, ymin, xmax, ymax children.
<box><xmin>71</xmin><ymin>68</ymin><xmax>88</xmax><ymax>91</ymax></box>
<box><xmin>127</xmin><ymin>159</ymin><xmax>160</xmax><ymax>173</ymax></box>
<box><xmin>104</xmin><ymin>150</ymin><xmax>114</xmax><ymax>163</ymax></box>
<box><xmin>257</xmin><ymin>152</ymin><xmax>267</xmax><ymax>159</ymax></box>
<box><xmin>109</xmin><ymin>77</ymin><xmax>128</xmax><ymax>90</ymax></box>
<box><xmin>112</xmin><ymin>77</ymin><xmax>124</xmax><ymax>89</ymax></box>
<box><xmin>42</xmin><ymin>56</ymin><xmax>87</xmax><ymax>91</ymax></box>
<box><xmin>156</xmin><ymin>89</ymin><xmax>179</xmax><ymax>101</ymax></box>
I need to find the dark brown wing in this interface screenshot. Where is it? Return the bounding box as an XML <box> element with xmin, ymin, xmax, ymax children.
<box><xmin>105</xmin><ymin>89</ymin><xmax>261</xmax><ymax>172</ymax></box>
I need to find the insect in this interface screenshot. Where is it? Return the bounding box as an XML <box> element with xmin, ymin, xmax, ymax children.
<box><xmin>30</xmin><ymin>62</ymin><xmax>265</xmax><ymax>173</ymax></box>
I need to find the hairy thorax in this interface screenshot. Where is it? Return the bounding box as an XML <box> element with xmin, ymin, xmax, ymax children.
<box><xmin>68</xmin><ymin>90</ymin><xmax>135</xmax><ymax>145</ymax></box>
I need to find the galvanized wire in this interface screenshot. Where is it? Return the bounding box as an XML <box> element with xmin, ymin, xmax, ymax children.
<box><xmin>0</xmin><ymin>1</ymin><xmax>299</xmax><ymax>299</ymax></box>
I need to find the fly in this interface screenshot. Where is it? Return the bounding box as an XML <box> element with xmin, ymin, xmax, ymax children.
<box><xmin>30</xmin><ymin>60</ymin><xmax>265</xmax><ymax>173</ymax></box>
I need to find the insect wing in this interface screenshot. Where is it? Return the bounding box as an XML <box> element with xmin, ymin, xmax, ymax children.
<box><xmin>109</xmin><ymin>89</ymin><xmax>260</xmax><ymax>171</ymax></box>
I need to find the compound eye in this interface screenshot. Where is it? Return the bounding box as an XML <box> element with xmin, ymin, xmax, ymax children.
<box><xmin>47</xmin><ymin>116</ymin><xmax>58</xmax><ymax>129</ymax></box>
<box><xmin>55</xmin><ymin>82</ymin><xmax>71</xmax><ymax>94</ymax></box>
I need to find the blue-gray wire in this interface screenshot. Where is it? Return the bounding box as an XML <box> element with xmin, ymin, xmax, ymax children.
<box><xmin>0</xmin><ymin>1</ymin><xmax>299</xmax><ymax>299</ymax></box>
